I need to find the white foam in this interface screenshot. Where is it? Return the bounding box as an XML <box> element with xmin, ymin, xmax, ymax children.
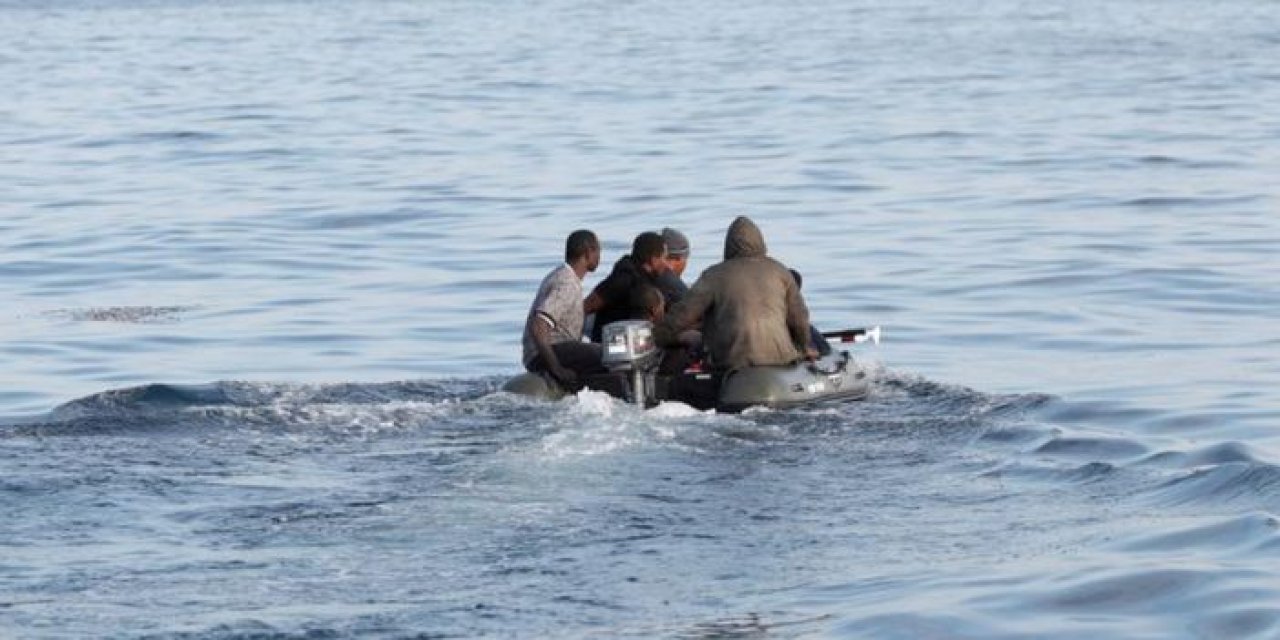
<box><xmin>566</xmin><ymin>389</ymin><xmax>620</xmax><ymax>418</ymax></box>
<box><xmin>530</xmin><ymin>391</ymin><xmax>746</xmax><ymax>458</ymax></box>
<box><xmin>646</xmin><ymin>400</ymin><xmax>714</xmax><ymax>419</ymax></box>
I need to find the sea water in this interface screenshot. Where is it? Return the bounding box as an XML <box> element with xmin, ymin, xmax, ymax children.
<box><xmin>2</xmin><ymin>0</ymin><xmax>1279</xmax><ymax>637</ymax></box>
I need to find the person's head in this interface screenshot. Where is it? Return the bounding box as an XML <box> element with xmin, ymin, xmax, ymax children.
<box><xmin>565</xmin><ymin>229</ymin><xmax>600</xmax><ymax>272</ymax></box>
<box><xmin>631</xmin><ymin>231</ymin><xmax>667</xmax><ymax>276</ymax></box>
<box><xmin>660</xmin><ymin>227</ymin><xmax>690</xmax><ymax>277</ymax></box>
<box><xmin>630</xmin><ymin>284</ymin><xmax>665</xmax><ymax>323</ymax></box>
<box><xmin>724</xmin><ymin>216</ymin><xmax>766</xmax><ymax>260</ymax></box>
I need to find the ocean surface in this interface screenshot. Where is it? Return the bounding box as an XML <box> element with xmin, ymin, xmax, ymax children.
<box><xmin>3</xmin><ymin>0</ymin><xmax>1279</xmax><ymax>637</ymax></box>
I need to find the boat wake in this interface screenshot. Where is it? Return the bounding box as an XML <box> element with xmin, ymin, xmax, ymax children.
<box><xmin>7</xmin><ymin>366</ymin><xmax>1049</xmax><ymax>443</ymax></box>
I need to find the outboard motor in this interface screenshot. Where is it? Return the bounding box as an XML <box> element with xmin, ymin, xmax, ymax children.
<box><xmin>600</xmin><ymin>320</ymin><xmax>660</xmax><ymax>406</ymax></box>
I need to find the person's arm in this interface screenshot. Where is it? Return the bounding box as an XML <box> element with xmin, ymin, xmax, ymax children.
<box><xmin>530</xmin><ymin>312</ymin><xmax>576</xmax><ymax>386</ymax></box>
<box><xmin>584</xmin><ymin>270</ymin><xmax>632</xmax><ymax>336</ymax></box>
<box><xmin>784</xmin><ymin>274</ymin><xmax>815</xmax><ymax>359</ymax></box>
<box><xmin>656</xmin><ymin>270</ymin><xmax>688</xmax><ymax>307</ymax></box>
<box><xmin>655</xmin><ymin>275</ymin><xmax>712</xmax><ymax>347</ymax></box>
<box><xmin>584</xmin><ymin>266</ymin><xmax>625</xmax><ymax>316</ymax></box>
<box><xmin>584</xmin><ymin>290</ymin><xmax>605</xmax><ymax>316</ymax></box>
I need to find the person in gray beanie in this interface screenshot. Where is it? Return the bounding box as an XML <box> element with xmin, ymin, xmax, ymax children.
<box><xmin>656</xmin><ymin>227</ymin><xmax>690</xmax><ymax>306</ymax></box>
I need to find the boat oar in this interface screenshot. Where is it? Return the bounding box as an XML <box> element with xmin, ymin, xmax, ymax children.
<box><xmin>820</xmin><ymin>326</ymin><xmax>881</xmax><ymax>345</ymax></box>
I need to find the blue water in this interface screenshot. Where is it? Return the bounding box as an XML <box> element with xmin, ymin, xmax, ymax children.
<box><xmin>3</xmin><ymin>0</ymin><xmax>1279</xmax><ymax>637</ymax></box>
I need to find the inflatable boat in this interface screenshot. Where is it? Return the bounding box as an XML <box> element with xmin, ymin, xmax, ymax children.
<box><xmin>502</xmin><ymin>321</ymin><xmax>876</xmax><ymax>412</ymax></box>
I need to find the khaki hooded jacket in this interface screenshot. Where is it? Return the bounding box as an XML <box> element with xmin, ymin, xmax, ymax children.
<box><xmin>656</xmin><ymin>217</ymin><xmax>810</xmax><ymax>371</ymax></box>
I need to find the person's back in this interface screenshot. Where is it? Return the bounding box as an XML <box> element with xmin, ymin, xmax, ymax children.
<box><xmin>656</xmin><ymin>217</ymin><xmax>810</xmax><ymax>371</ymax></box>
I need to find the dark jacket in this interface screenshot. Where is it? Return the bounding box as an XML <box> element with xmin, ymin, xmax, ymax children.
<box><xmin>654</xmin><ymin>269</ymin><xmax>688</xmax><ymax>307</ymax></box>
<box><xmin>655</xmin><ymin>217</ymin><xmax>810</xmax><ymax>371</ymax></box>
<box><xmin>588</xmin><ymin>254</ymin><xmax>658</xmax><ymax>342</ymax></box>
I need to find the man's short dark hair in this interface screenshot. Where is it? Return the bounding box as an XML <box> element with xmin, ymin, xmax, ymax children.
<box><xmin>565</xmin><ymin>230</ymin><xmax>598</xmax><ymax>263</ymax></box>
<box><xmin>631</xmin><ymin>231</ymin><xmax>666</xmax><ymax>263</ymax></box>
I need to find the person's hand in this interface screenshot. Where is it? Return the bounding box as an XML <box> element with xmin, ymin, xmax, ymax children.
<box><xmin>804</xmin><ymin>347</ymin><xmax>819</xmax><ymax>362</ymax></box>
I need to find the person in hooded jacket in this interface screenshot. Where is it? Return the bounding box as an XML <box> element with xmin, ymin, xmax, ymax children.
<box><xmin>583</xmin><ymin>231</ymin><xmax>668</xmax><ymax>343</ymax></box>
<box><xmin>655</xmin><ymin>216</ymin><xmax>814</xmax><ymax>372</ymax></box>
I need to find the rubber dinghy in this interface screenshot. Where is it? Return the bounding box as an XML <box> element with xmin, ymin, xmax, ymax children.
<box><xmin>502</xmin><ymin>320</ymin><xmax>876</xmax><ymax>412</ymax></box>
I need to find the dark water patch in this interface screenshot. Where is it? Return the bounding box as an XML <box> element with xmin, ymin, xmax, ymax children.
<box><xmin>1136</xmin><ymin>441</ymin><xmax>1261</xmax><ymax>469</ymax></box>
<box><xmin>780</xmin><ymin>181</ymin><xmax>883</xmax><ymax>194</ymax></box>
<box><xmin>43</xmin><ymin>305</ymin><xmax>200</xmax><ymax>323</ymax></box>
<box><xmin>1117</xmin><ymin>195</ymin><xmax>1263</xmax><ymax>209</ymax></box>
<box><xmin>1037</xmin><ymin>399</ymin><xmax>1164</xmax><ymax>430</ymax></box>
<box><xmin>980</xmin><ymin>459</ymin><xmax>1120</xmax><ymax>485</ymax></box>
<box><xmin>884</xmin><ymin>129</ymin><xmax>980</xmax><ymax>143</ymax></box>
<box><xmin>1020</xmin><ymin>566</ymin><xmax>1278</xmax><ymax>623</ymax></box>
<box><xmin>135</xmin><ymin>130</ymin><xmax>224</xmax><ymax>143</ymax></box>
<box><xmin>1137</xmin><ymin>412</ymin><xmax>1234</xmax><ymax>434</ymax></box>
<box><xmin>209</xmin><ymin>111</ymin><xmax>286</xmax><ymax>123</ymax></box>
<box><xmin>1033</xmin><ymin>434</ymin><xmax>1149</xmax><ymax>460</ymax></box>
<box><xmin>34</xmin><ymin>198</ymin><xmax>126</xmax><ymax>210</ymax></box>
<box><xmin>1132</xmin><ymin>154</ymin><xmax>1245</xmax><ymax>170</ymax></box>
<box><xmin>136</xmin><ymin>621</ymin><xmax>350</xmax><ymax>640</ymax></box>
<box><xmin>73</xmin><ymin>130</ymin><xmax>223</xmax><ymax>149</ymax></box>
<box><xmin>672</xmin><ymin>612</ymin><xmax>831</xmax><ymax>639</ymax></box>
<box><xmin>1190</xmin><ymin>609</ymin><xmax>1280</xmax><ymax>640</ymax></box>
<box><xmin>301</xmin><ymin>210</ymin><xmax>425</xmax><ymax>231</ymax></box>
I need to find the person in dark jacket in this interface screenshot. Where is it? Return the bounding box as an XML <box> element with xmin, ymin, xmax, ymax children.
<box><xmin>655</xmin><ymin>216</ymin><xmax>813</xmax><ymax>371</ymax></box>
<box><xmin>631</xmin><ymin>283</ymin><xmax>699</xmax><ymax>375</ymax></box>
<box><xmin>584</xmin><ymin>231</ymin><xmax>667</xmax><ymax>342</ymax></box>
<box><xmin>630</xmin><ymin>283</ymin><xmax>666</xmax><ymax>324</ymax></box>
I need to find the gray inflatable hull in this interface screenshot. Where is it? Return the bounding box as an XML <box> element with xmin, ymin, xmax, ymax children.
<box><xmin>501</xmin><ymin>351</ymin><xmax>869</xmax><ymax>412</ymax></box>
<box><xmin>500</xmin><ymin>371</ymin><xmax>568</xmax><ymax>401</ymax></box>
<box><xmin>716</xmin><ymin>352</ymin><xmax>870</xmax><ymax>412</ymax></box>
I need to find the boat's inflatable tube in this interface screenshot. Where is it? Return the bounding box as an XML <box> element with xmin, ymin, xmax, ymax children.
<box><xmin>502</xmin><ymin>350</ymin><xmax>869</xmax><ymax>412</ymax></box>
<box><xmin>715</xmin><ymin>351</ymin><xmax>869</xmax><ymax>412</ymax></box>
<box><xmin>500</xmin><ymin>371</ymin><xmax>567</xmax><ymax>401</ymax></box>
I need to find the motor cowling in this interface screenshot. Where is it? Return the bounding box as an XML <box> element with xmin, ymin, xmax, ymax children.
<box><xmin>600</xmin><ymin>320</ymin><xmax>660</xmax><ymax>405</ymax></box>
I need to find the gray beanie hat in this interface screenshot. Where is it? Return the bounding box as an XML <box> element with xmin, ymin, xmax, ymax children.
<box><xmin>660</xmin><ymin>227</ymin><xmax>690</xmax><ymax>257</ymax></box>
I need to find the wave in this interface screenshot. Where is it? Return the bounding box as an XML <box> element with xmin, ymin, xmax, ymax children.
<box><xmin>6</xmin><ymin>378</ymin><xmax>503</xmax><ymax>437</ymax></box>
<box><xmin>1115</xmin><ymin>512</ymin><xmax>1280</xmax><ymax>556</ymax></box>
<box><xmin>1147</xmin><ymin>461</ymin><xmax>1280</xmax><ymax>508</ymax></box>
<box><xmin>825</xmin><ymin>560</ymin><xmax>1280</xmax><ymax>639</ymax></box>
